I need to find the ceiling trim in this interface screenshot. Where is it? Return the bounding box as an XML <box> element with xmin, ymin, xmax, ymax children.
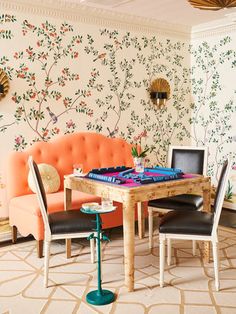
<box><xmin>191</xmin><ymin>17</ymin><xmax>236</xmax><ymax>39</ymax></box>
<box><xmin>0</xmin><ymin>0</ymin><xmax>191</xmax><ymax>39</ymax></box>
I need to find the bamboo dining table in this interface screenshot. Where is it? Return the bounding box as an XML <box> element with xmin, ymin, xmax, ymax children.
<box><xmin>64</xmin><ymin>173</ymin><xmax>211</xmax><ymax>292</ymax></box>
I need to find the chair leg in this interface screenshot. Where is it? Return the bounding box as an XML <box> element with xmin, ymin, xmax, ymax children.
<box><xmin>167</xmin><ymin>238</ymin><xmax>171</xmax><ymax>266</ymax></box>
<box><xmin>148</xmin><ymin>208</ymin><xmax>154</xmax><ymax>249</ymax></box>
<box><xmin>12</xmin><ymin>226</ymin><xmax>17</xmax><ymax>244</ymax></box>
<box><xmin>212</xmin><ymin>241</ymin><xmax>219</xmax><ymax>291</ymax></box>
<box><xmin>44</xmin><ymin>241</ymin><xmax>51</xmax><ymax>288</ymax></box>
<box><xmin>37</xmin><ymin>240</ymin><xmax>44</xmax><ymax>258</ymax></box>
<box><xmin>160</xmin><ymin>237</ymin><xmax>165</xmax><ymax>287</ymax></box>
<box><xmin>192</xmin><ymin>240</ymin><xmax>196</xmax><ymax>256</ymax></box>
<box><xmin>90</xmin><ymin>238</ymin><xmax>95</xmax><ymax>263</ymax></box>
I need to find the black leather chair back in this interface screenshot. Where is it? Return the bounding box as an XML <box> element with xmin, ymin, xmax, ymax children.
<box><xmin>171</xmin><ymin>149</ymin><xmax>205</xmax><ymax>174</ymax></box>
<box><xmin>213</xmin><ymin>160</ymin><xmax>228</xmax><ymax>213</ymax></box>
<box><xmin>32</xmin><ymin>160</ymin><xmax>48</xmax><ymax>212</ymax></box>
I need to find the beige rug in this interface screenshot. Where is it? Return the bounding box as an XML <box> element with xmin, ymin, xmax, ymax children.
<box><xmin>1</xmin><ymin>226</ymin><xmax>236</xmax><ymax>314</ymax></box>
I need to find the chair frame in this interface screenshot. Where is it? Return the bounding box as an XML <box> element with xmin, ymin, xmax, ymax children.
<box><xmin>28</xmin><ymin>156</ymin><xmax>95</xmax><ymax>287</ymax></box>
<box><xmin>148</xmin><ymin>145</ymin><xmax>208</xmax><ymax>251</ymax></box>
<box><xmin>159</xmin><ymin>159</ymin><xmax>232</xmax><ymax>291</ymax></box>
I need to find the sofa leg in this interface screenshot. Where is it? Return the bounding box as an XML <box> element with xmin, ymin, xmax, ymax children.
<box><xmin>37</xmin><ymin>240</ymin><xmax>44</xmax><ymax>258</ymax></box>
<box><xmin>12</xmin><ymin>226</ymin><xmax>17</xmax><ymax>244</ymax></box>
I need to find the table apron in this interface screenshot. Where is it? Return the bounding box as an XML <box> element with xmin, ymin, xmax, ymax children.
<box><xmin>64</xmin><ymin>178</ymin><xmax>210</xmax><ymax>204</ymax></box>
<box><xmin>132</xmin><ymin>181</ymin><xmax>210</xmax><ymax>203</ymax></box>
<box><xmin>64</xmin><ymin>178</ymin><xmax>130</xmax><ymax>203</ymax></box>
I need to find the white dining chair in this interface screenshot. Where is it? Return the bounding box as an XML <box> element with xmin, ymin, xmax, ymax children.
<box><xmin>159</xmin><ymin>159</ymin><xmax>232</xmax><ymax>291</ymax></box>
<box><xmin>148</xmin><ymin>145</ymin><xmax>208</xmax><ymax>264</ymax></box>
<box><xmin>28</xmin><ymin>156</ymin><xmax>95</xmax><ymax>287</ymax></box>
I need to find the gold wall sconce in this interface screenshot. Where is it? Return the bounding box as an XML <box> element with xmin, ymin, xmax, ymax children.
<box><xmin>0</xmin><ymin>69</ymin><xmax>9</xmax><ymax>100</ymax></box>
<box><xmin>150</xmin><ymin>78</ymin><xmax>170</xmax><ymax>108</ymax></box>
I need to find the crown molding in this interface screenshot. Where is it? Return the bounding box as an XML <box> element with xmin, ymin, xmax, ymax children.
<box><xmin>2</xmin><ymin>0</ymin><xmax>236</xmax><ymax>41</ymax></box>
<box><xmin>191</xmin><ymin>16</ymin><xmax>236</xmax><ymax>39</ymax></box>
<box><xmin>0</xmin><ymin>0</ymin><xmax>191</xmax><ymax>40</ymax></box>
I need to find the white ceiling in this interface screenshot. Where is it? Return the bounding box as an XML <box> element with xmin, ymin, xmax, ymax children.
<box><xmin>73</xmin><ymin>0</ymin><xmax>236</xmax><ymax>27</ymax></box>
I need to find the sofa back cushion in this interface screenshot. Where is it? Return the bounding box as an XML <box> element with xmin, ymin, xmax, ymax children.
<box><xmin>7</xmin><ymin>132</ymin><xmax>134</xmax><ymax>199</ymax></box>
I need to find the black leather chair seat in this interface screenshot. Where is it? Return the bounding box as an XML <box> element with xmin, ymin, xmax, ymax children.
<box><xmin>159</xmin><ymin>210</ymin><xmax>213</xmax><ymax>235</ymax></box>
<box><xmin>49</xmin><ymin>210</ymin><xmax>96</xmax><ymax>235</ymax></box>
<box><xmin>148</xmin><ymin>194</ymin><xmax>203</xmax><ymax>211</ymax></box>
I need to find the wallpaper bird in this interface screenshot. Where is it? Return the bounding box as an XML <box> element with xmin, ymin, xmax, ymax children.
<box><xmin>107</xmin><ymin>126</ymin><xmax>118</xmax><ymax>138</ymax></box>
<box><xmin>93</xmin><ymin>53</ymin><xmax>106</xmax><ymax>62</ymax></box>
<box><xmin>46</xmin><ymin>106</ymin><xmax>58</xmax><ymax>124</ymax></box>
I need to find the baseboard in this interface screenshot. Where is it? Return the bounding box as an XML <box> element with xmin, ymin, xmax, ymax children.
<box><xmin>0</xmin><ymin>230</ymin><xmax>22</xmax><ymax>243</ymax></box>
<box><xmin>0</xmin><ymin>230</ymin><xmax>12</xmax><ymax>243</ymax></box>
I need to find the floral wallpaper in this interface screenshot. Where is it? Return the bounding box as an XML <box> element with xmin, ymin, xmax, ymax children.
<box><xmin>0</xmin><ymin>17</ymin><xmax>191</xmax><ymax>148</ymax></box>
<box><xmin>190</xmin><ymin>36</ymin><xmax>236</xmax><ymax>186</ymax></box>
<box><xmin>0</xmin><ymin>12</ymin><xmax>192</xmax><ymax>217</ymax></box>
<box><xmin>0</xmin><ymin>9</ymin><xmax>236</xmax><ymax>218</ymax></box>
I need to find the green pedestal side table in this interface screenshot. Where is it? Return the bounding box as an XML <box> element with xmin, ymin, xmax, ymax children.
<box><xmin>80</xmin><ymin>205</ymin><xmax>116</xmax><ymax>306</ymax></box>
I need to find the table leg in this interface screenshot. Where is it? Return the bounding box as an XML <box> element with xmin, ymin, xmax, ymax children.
<box><xmin>64</xmin><ymin>187</ymin><xmax>72</xmax><ymax>258</ymax></box>
<box><xmin>203</xmin><ymin>184</ymin><xmax>211</xmax><ymax>213</ymax></box>
<box><xmin>203</xmin><ymin>183</ymin><xmax>211</xmax><ymax>263</ymax></box>
<box><xmin>123</xmin><ymin>199</ymin><xmax>135</xmax><ymax>292</ymax></box>
<box><xmin>137</xmin><ymin>202</ymin><xmax>145</xmax><ymax>239</ymax></box>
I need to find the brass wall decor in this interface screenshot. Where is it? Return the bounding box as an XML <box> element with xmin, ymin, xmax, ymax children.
<box><xmin>150</xmin><ymin>78</ymin><xmax>170</xmax><ymax>108</ymax></box>
<box><xmin>188</xmin><ymin>0</ymin><xmax>236</xmax><ymax>10</ymax></box>
<box><xmin>0</xmin><ymin>69</ymin><xmax>9</xmax><ymax>100</ymax></box>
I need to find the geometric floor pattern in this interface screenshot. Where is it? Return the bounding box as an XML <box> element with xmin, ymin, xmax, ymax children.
<box><xmin>1</xmin><ymin>225</ymin><xmax>236</xmax><ymax>314</ymax></box>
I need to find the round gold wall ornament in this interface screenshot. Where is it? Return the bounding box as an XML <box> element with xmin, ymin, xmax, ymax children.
<box><xmin>0</xmin><ymin>69</ymin><xmax>10</xmax><ymax>100</ymax></box>
<box><xmin>188</xmin><ymin>0</ymin><xmax>236</xmax><ymax>10</ymax></box>
<box><xmin>149</xmin><ymin>78</ymin><xmax>171</xmax><ymax>108</ymax></box>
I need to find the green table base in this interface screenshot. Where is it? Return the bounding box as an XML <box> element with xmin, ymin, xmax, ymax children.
<box><xmin>81</xmin><ymin>207</ymin><xmax>116</xmax><ymax>306</ymax></box>
<box><xmin>86</xmin><ymin>289</ymin><xmax>115</xmax><ymax>305</ymax></box>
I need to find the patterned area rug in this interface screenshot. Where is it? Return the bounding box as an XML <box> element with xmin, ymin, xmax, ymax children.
<box><xmin>1</xmin><ymin>226</ymin><xmax>236</xmax><ymax>314</ymax></box>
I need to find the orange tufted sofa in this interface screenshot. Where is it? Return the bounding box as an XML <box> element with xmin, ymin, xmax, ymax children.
<box><xmin>7</xmin><ymin>132</ymin><xmax>145</xmax><ymax>257</ymax></box>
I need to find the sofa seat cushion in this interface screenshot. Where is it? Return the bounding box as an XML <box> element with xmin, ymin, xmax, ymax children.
<box><xmin>9</xmin><ymin>191</ymin><xmax>101</xmax><ymax>217</ymax></box>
